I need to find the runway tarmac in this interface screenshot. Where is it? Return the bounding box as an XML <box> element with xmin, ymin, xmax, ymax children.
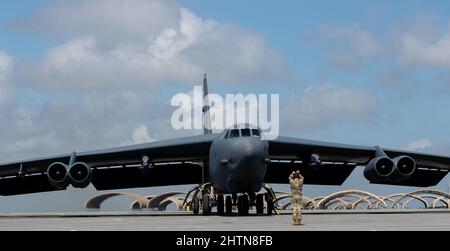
<box><xmin>1</xmin><ymin>210</ymin><xmax>450</xmax><ymax>231</ymax></box>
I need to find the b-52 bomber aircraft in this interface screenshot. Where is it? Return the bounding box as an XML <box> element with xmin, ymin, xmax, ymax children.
<box><xmin>1</xmin><ymin>75</ymin><xmax>450</xmax><ymax>216</ymax></box>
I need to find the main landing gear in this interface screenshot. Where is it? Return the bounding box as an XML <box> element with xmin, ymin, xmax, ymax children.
<box><xmin>183</xmin><ymin>184</ymin><xmax>278</xmax><ymax>216</ymax></box>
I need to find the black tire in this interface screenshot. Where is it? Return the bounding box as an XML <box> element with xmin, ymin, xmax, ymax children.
<box><xmin>249</xmin><ymin>192</ymin><xmax>256</xmax><ymax>204</ymax></box>
<box><xmin>237</xmin><ymin>196</ymin><xmax>243</xmax><ymax>215</ymax></box>
<box><xmin>256</xmin><ymin>194</ymin><xmax>264</xmax><ymax>215</ymax></box>
<box><xmin>193</xmin><ymin>196</ymin><xmax>200</xmax><ymax>215</ymax></box>
<box><xmin>217</xmin><ymin>194</ymin><xmax>225</xmax><ymax>216</ymax></box>
<box><xmin>242</xmin><ymin>194</ymin><xmax>249</xmax><ymax>215</ymax></box>
<box><xmin>267</xmin><ymin>199</ymin><xmax>274</xmax><ymax>216</ymax></box>
<box><xmin>225</xmin><ymin>196</ymin><xmax>233</xmax><ymax>215</ymax></box>
<box><xmin>202</xmin><ymin>193</ymin><xmax>211</xmax><ymax>216</ymax></box>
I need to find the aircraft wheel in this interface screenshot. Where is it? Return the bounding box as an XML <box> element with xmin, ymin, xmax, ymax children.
<box><xmin>225</xmin><ymin>196</ymin><xmax>233</xmax><ymax>215</ymax></box>
<box><xmin>193</xmin><ymin>196</ymin><xmax>200</xmax><ymax>215</ymax></box>
<box><xmin>249</xmin><ymin>192</ymin><xmax>256</xmax><ymax>204</ymax></box>
<box><xmin>217</xmin><ymin>194</ymin><xmax>225</xmax><ymax>216</ymax></box>
<box><xmin>237</xmin><ymin>196</ymin><xmax>244</xmax><ymax>215</ymax></box>
<box><xmin>267</xmin><ymin>199</ymin><xmax>274</xmax><ymax>216</ymax></box>
<box><xmin>232</xmin><ymin>194</ymin><xmax>238</xmax><ymax>204</ymax></box>
<box><xmin>256</xmin><ymin>194</ymin><xmax>264</xmax><ymax>215</ymax></box>
<box><xmin>202</xmin><ymin>194</ymin><xmax>211</xmax><ymax>216</ymax></box>
<box><xmin>242</xmin><ymin>194</ymin><xmax>249</xmax><ymax>215</ymax></box>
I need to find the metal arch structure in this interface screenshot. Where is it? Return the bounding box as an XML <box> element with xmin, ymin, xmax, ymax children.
<box><xmin>303</xmin><ymin>196</ymin><xmax>317</xmax><ymax>210</ymax></box>
<box><xmin>391</xmin><ymin>189</ymin><xmax>450</xmax><ymax>209</ymax></box>
<box><xmin>275</xmin><ymin>195</ymin><xmax>292</xmax><ymax>205</ymax></box>
<box><xmin>130</xmin><ymin>196</ymin><xmax>155</xmax><ymax>210</ymax></box>
<box><xmin>394</xmin><ymin>194</ymin><xmax>429</xmax><ymax>209</ymax></box>
<box><xmin>377</xmin><ymin>194</ymin><xmax>407</xmax><ymax>209</ymax></box>
<box><xmin>328</xmin><ymin>198</ymin><xmax>352</xmax><ymax>210</ymax></box>
<box><xmin>86</xmin><ymin>189</ymin><xmax>450</xmax><ymax>211</ymax></box>
<box><xmin>279</xmin><ymin>196</ymin><xmax>316</xmax><ymax>210</ymax></box>
<box><xmin>147</xmin><ymin>192</ymin><xmax>187</xmax><ymax>210</ymax></box>
<box><xmin>431</xmin><ymin>197</ymin><xmax>450</xmax><ymax>208</ymax></box>
<box><xmin>130</xmin><ymin>201</ymin><xmax>143</xmax><ymax>210</ymax></box>
<box><xmin>159</xmin><ymin>197</ymin><xmax>185</xmax><ymax>211</ymax></box>
<box><xmin>316</xmin><ymin>190</ymin><xmax>387</xmax><ymax>210</ymax></box>
<box><xmin>85</xmin><ymin>192</ymin><xmax>187</xmax><ymax>211</ymax></box>
<box><xmin>310</xmin><ymin>189</ymin><xmax>450</xmax><ymax>210</ymax></box>
<box><xmin>85</xmin><ymin>192</ymin><xmax>150</xmax><ymax>210</ymax></box>
<box><xmin>345</xmin><ymin>196</ymin><xmax>374</xmax><ymax>210</ymax></box>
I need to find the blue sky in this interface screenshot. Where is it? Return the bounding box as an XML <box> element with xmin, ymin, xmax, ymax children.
<box><xmin>1</xmin><ymin>0</ymin><xmax>450</xmax><ymax>212</ymax></box>
<box><xmin>182</xmin><ymin>0</ymin><xmax>450</xmax><ymax>149</ymax></box>
<box><xmin>0</xmin><ymin>1</ymin><xmax>51</xmax><ymax>57</ymax></box>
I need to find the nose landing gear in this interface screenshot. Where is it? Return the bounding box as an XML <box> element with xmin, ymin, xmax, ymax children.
<box><xmin>216</xmin><ymin>194</ymin><xmax>225</xmax><ymax>215</ymax></box>
<box><xmin>183</xmin><ymin>183</ymin><xmax>278</xmax><ymax>216</ymax></box>
<box><xmin>256</xmin><ymin>194</ymin><xmax>265</xmax><ymax>215</ymax></box>
<box><xmin>202</xmin><ymin>193</ymin><xmax>212</xmax><ymax>215</ymax></box>
<box><xmin>263</xmin><ymin>183</ymin><xmax>278</xmax><ymax>216</ymax></box>
<box><xmin>237</xmin><ymin>194</ymin><xmax>250</xmax><ymax>216</ymax></box>
<box><xmin>225</xmin><ymin>196</ymin><xmax>233</xmax><ymax>215</ymax></box>
<box><xmin>183</xmin><ymin>183</ymin><xmax>213</xmax><ymax>216</ymax></box>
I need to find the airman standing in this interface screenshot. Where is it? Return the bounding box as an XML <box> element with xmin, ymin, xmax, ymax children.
<box><xmin>290</xmin><ymin>171</ymin><xmax>304</xmax><ymax>225</ymax></box>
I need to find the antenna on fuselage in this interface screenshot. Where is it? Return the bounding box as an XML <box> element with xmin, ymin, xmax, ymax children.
<box><xmin>203</xmin><ymin>74</ymin><xmax>213</xmax><ymax>135</ymax></box>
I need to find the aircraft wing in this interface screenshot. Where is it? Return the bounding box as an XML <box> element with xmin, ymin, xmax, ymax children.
<box><xmin>0</xmin><ymin>134</ymin><xmax>217</xmax><ymax>196</ymax></box>
<box><xmin>266</xmin><ymin>136</ymin><xmax>450</xmax><ymax>187</ymax></box>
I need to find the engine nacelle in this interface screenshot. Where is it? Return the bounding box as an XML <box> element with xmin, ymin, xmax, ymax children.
<box><xmin>390</xmin><ymin>156</ymin><xmax>416</xmax><ymax>182</ymax></box>
<box><xmin>68</xmin><ymin>162</ymin><xmax>92</xmax><ymax>188</ymax></box>
<box><xmin>47</xmin><ymin>162</ymin><xmax>70</xmax><ymax>189</ymax></box>
<box><xmin>363</xmin><ymin>157</ymin><xmax>395</xmax><ymax>183</ymax></box>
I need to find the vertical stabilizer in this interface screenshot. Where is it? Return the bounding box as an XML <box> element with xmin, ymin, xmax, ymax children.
<box><xmin>203</xmin><ymin>74</ymin><xmax>213</xmax><ymax>135</ymax></box>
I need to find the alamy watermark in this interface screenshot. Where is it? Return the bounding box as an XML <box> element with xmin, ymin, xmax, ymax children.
<box><xmin>171</xmin><ymin>86</ymin><xmax>280</xmax><ymax>140</ymax></box>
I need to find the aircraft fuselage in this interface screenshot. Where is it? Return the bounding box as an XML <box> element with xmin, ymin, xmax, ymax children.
<box><xmin>208</xmin><ymin>129</ymin><xmax>269</xmax><ymax>195</ymax></box>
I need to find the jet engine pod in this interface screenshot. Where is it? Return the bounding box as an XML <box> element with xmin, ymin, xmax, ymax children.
<box><xmin>390</xmin><ymin>156</ymin><xmax>416</xmax><ymax>182</ymax></box>
<box><xmin>69</xmin><ymin>162</ymin><xmax>92</xmax><ymax>188</ymax></box>
<box><xmin>364</xmin><ymin>157</ymin><xmax>395</xmax><ymax>183</ymax></box>
<box><xmin>47</xmin><ymin>162</ymin><xmax>70</xmax><ymax>189</ymax></box>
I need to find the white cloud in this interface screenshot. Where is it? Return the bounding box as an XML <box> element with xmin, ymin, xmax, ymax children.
<box><xmin>20</xmin><ymin>0</ymin><xmax>181</xmax><ymax>44</ymax></box>
<box><xmin>319</xmin><ymin>22</ymin><xmax>450</xmax><ymax>69</ymax></box>
<box><xmin>282</xmin><ymin>85</ymin><xmax>377</xmax><ymax>131</ymax></box>
<box><xmin>0</xmin><ymin>51</ymin><xmax>13</xmax><ymax>80</ymax></box>
<box><xmin>17</xmin><ymin>1</ymin><xmax>286</xmax><ymax>91</ymax></box>
<box><xmin>0</xmin><ymin>51</ymin><xmax>15</xmax><ymax>109</ymax></box>
<box><xmin>4</xmin><ymin>133</ymin><xmax>64</xmax><ymax>155</ymax></box>
<box><xmin>130</xmin><ymin>125</ymin><xmax>156</xmax><ymax>144</ymax></box>
<box><xmin>402</xmin><ymin>138</ymin><xmax>433</xmax><ymax>152</ymax></box>
<box><xmin>314</xmin><ymin>21</ymin><xmax>450</xmax><ymax>87</ymax></box>
<box><xmin>318</xmin><ymin>25</ymin><xmax>383</xmax><ymax>69</ymax></box>
<box><xmin>0</xmin><ymin>91</ymin><xmax>197</xmax><ymax>162</ymax></box>
<box><xmin>397</xmin><ymin>26</ymin><xmax>450</xmax><ymax>68</ymax></box>
<box><xmin>0</xmin><ymin>0</ymin><xmax>286</xmax><ymax>162</ymax></box>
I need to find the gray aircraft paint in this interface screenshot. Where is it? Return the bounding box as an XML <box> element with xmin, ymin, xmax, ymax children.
<box><xmin>209</xmin><ymin>129</ymin><xmax>269</xmax><ymax>194</ymax></box>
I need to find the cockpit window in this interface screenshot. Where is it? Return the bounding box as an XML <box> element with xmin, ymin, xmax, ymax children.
<box><xmin>252</xmin><ymin>129</ymin><xmax>261</xmax><ymax>137</ymax></box>
<box><xmin>229</xmin><ymin>129</ymin><xmax>240</xmax><ymax>138</ymax></box>
<box><xmin>241</xmin><ymin>129</ymin><xmax>251</xmax><ymax>137</ymax></box>
<box><xmin>226</xmin><ymin>128</ymin><xmax>262</xmax><ymax>139</ymax></box>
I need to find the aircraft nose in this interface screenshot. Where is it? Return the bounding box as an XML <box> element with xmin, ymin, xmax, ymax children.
<box><xmin>230</xmin><ymin>139</ymin><xmax>266</xmax><ymax>170</ymax></box>
<box><xmin>233</xmin><ymin>139</ymin><xmax>262</xmax><ymax>158</ymax></box>
<box><xmin>242</xmin><ymin>141</ymin><xmax>259</xmax><ymax>158</ymax></box>
<box><xmin>226</xmin><ymin>139</ymin><xmax>268</xmax><ymax>193</ymax></box>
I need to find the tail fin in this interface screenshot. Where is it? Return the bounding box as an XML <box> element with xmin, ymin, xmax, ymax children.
<box><xmin>202</xmin><ymin>74</ymin><xmax>212</xmax><ymax>135</ymax></box>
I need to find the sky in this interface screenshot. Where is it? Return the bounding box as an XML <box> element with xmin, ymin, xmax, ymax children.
<box><xmin>1</xmin><ymin>0</ymin><xmax>450</xmax><ymax>212</ymax></box>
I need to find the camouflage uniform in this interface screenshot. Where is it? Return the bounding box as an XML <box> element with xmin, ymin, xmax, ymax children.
<box><xmin>290</xmin><ymin>171</ymin><xmax>304</xmax><ymax>225</ymax></box>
